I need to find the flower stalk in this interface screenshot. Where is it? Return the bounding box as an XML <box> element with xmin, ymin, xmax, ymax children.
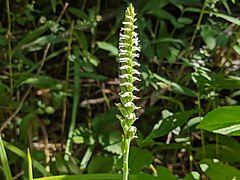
<box><xmin>116</xmin><ymin>4</ymin><xmax>140</xmax><ymax>180</ymax></box>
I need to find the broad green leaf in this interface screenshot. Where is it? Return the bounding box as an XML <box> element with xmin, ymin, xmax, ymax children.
<box><xmin>99</xmin><ymin>131</ymin><xmax>122</xmax><ymax>155</ymax></box>
<box><xmin>195</xmin><ymin>143</ymin><xmax>240</xmax><ymax>163</ymax></box>
<box><xmin>87</xmin><ymin>155</ymin><xmax>113</xmax><ymax>173</ymax></box>
<box><xmin>96</xmin><ymin>41</ymin><xmax>118</xmax><ymax>56</ymax></box>
<box><xmin>141</xmin><ymin>0</ymin><xmax>169</xmax><ymax>13</ymax></box>
<box><xmin>129</xmin><ymin>147</ymin><xmax>153</xmax><ymax>173</ymax></box>
<box><xmin>200</xmin><ymin>159</ymin><xmax>240</xmax><ymax>179</ymax></box>
<box><xmin>144</xmin><ymin>109</ymin><xmax>197</xmax><ymax>141</ymax></box>
<box><xmin>92</xmin><ymin>108</ymin><xmax>117</xmax><ymax>132</ymax></box>
<box><xmin>183</xmin><ymin>171</ymin><xmax>200</xmax><ymax>180</ymax></box>
<box><xmin>166</xmin><ymin>47</ymin><xmax>180</xmax><ymax>63</ymax></box>
<box><xmin>0</xmin><ymin>135</ymin><xmax>12</xmax><ymax>180</ymax></box>
<box><xmin>156</xmin><ymin>166</ymin><xmax>176</xmax><ymax>180</ymax></box>
<box><xmin>195</xmin><ymin>135</ymin><xmax>240</xmax><ymax>163</ymax></box>
<box><xmin>210</xmin><ymin>74</ymin><xmax>240</xmax><ymax>90</ymax></box>
<box><xmin>201</xmin><ymin>28</ymin><xmax>217</xmax><ymax>50</ymax></box>
<box><xmin>197</xmin><ymin>106</ymin><xmax>240</xmax><ymax>136</ymax></box>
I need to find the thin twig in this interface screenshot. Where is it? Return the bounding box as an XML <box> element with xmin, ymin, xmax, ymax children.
<box><xmin>61</xmin><ymin>19</ymin><xmax>74</xmax><ymax>134</ymax></box>
<box><xmin>5</xmin><ymin>0</ymin><xmax>13</xmax><ymax>96</ymax></box>
<box><xmin>0</xmin><ymin>88</ymin><xmax>31</xmax><ymax>132</ymax></box>
<box><xmin>39</xmin><ymin>119</ymin><xmax>50</xmax><ymax>172</ymax></box>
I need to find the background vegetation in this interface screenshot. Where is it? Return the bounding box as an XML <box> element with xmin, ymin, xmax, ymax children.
<box><xmin>1</xmin><ymin>0</ymin><xmax>240</xmax><ymax>179</ymax></box>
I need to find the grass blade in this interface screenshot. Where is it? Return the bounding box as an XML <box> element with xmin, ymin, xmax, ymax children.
<box><xmin>64</xmin><ymin>46</ymin><xmax>81</xmax><ymax>161</ymax></box>
<box><xmin>3</xmin><ymin>140</ymin><xmax>51</xmax><ymax>176</ymax></box>
<box><xmin>27</xmin><ymin>148</ymin><xmax>33</xmax><ymax>180</ymax></box>
<box><xmin>0</xmin><ymin>134</ymin><xmax>12</xmax><ymax>180</ymax></box>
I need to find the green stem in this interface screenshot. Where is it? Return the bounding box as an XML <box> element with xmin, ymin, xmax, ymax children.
<box><xmin>63</xmin><ymin>21</ymin><xmax>76</xmax><ymax>161</ymax></box>
<box><xmin>6</xmin><ymin>0</ymin><xmax>13</xmax><ymax>96</ymax></box>
<box><xmin>122</xmin><ymin>137</ymin><xmax>131</xmax><ymax>180</ymax></box>
<box><xmin>187</xmin><ymin>0</ymin><xmax>208</xmax><ymax>56</ymax></box>
<box><xmin>61</xmin><ymin>21</ymin><xmax>74</xmax><ymax>134</ymax></box>
<box><xmin>177</xmin><ymin>0</ymin><xmax>208</xmax><ymax>83</ymax></box>
<box><xmin>216</xmin><ymin>133</ymin><xmax>219</xmax><ymax>158</ymax></box>
<box><xmin>197</xmin><ymin>91</ymin><xmax>206</xmax><ymax>158</ymax></box>
<box><xmin>201</xmin><ymin>130</ymin><xmax>206</xmax><ymax>158</ymax></box>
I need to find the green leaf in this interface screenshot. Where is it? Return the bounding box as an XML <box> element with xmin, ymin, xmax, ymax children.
<box><xmin>75</xmin><ymin>31</ymin><xmax>88</xmax><ymax>50</ymax></box>
<box><xmin>197</xmin><ymin>106</ymin><xmax>240</xmax><ymax>136</ymax></box>
<box><xmin>18</xmin><ymin>75</ymin><xmax>64</xmax><ymax>90</ymax></box>
<box><xmin>129</xmin><ymin>147</ymin><xmax>153</xmax><ymax>174</ymax></box>
<box><xmin>210</xmin><ymin>74</ymin><xmax>240</xmax><ymax>90</ymax></box>
<box><xmin>233</xmin><ymin>45</ymin><xmax>240</xmax><ymax>55</ymax></box>
<box><xmin>144</xmin><ymin>109</ymin><xmax>197</xmax><ymax>141</ymax></box>
<box><xmin>68</xmin><ymin>8</ymin><xmax>88</xmax><ymax>19</ymax></box>
<box><xmin>21</xmin><ymin>35</ymin><xmax>65</xmax><ymax>52</ymax></box>
<box><xmin>177</xmin><ymin>17</ymin><xmax>193</xmax><ymax>25</ymax></box>
<box><xmin>201</xmin><ymin>28</ymin><xmax>217</xmax><ymax>50</ymax></box>
<box><xmin>148</xmin><ymin>9</ymin><xmax>181</xmax><ymax>28</ymax></box>
<box><xmin>55</xmin><ymin>154</ymin><xmax>68</xmax><ymax>173</ymax></box>
<box><xmin>0</xmin><ymin>135</ymin><xmax>12</xmax><ymax>180</ymax></box>
<box><xmin>141</xmin><ymin>0</ymin><xmax>169</xmax><ymax>13</ymax></box>
<box><xmin>96</xmin><ymin>41</ymin><xmax>118</xmax><ymax>56</ymax></box>
<box><xmin>99</xmin><ymin>131</ymin><xmax>122</xmax><ymax>155</ymax></box>
<box><xmin>200</xmin><ymin>159</ymin><xmax>240</xmax><ymax>179</ymax></box>
<box><xmin>3</xmin><ymin>140</ymin><xmax>51</xmax><ymax>176</ymax></box>
<box><xmin>27</xmin><ymin>149</ymin><xmax>33</xmax><ymax>180</ymax></box>
<box><xmin>183</xmin><ymin>171</ymin><xmax>200</xmax><ymax>180</ymax></box>
<box><xmin>87</xmin><ymin>156</ymin><xmax>114</xmax><ymax>173</ymax></box>
<box><xmin>92</xmin><ymin>108</ymin><xmax>118</xmax><ymax>132</ymax></box>
<box><xmin>194</xmin><ymin>134</ymin><xmax>240</xmax><ymax>163</ymax></box>
<box><xmin>195</xmin><ymin>135</ymin><xmax>240</xmax><ymax>163</ymax></box>
<box><xmin>13</xmin><ymin>24</ymin><xmax>49</xmax><ymax>55</ymax></box>
<box><xmin>150</xmin><ymin>38</ymin><xmax>184</xmax><ymax>46</ymax></box>
<box><xmin>212</xmin><ymin>12</ymin><xmax>240</xmax><ymax>26</ymax></box>
<box><xmin>156</xmin><ymin>166</ymin><xmax>176</xmax><ymax>180</ymax></box>
<box><xmin>195</xmin><ymin>143</ymin><xmax>240</xmax><ymax>163</ymax></box>
<box><xmin>19</xmin><ymin>113</ymin><xmax>38</xmax><ymax>142</ymax></box>
<box><xmin>154</xmin><ymin>74</ymin><xmax>197</xmax><ymax>97</ymax></box>
<box><xmin>50</xmin><ymin>0</ymin><xmax>58</xmax><ymax>13</ymax></box>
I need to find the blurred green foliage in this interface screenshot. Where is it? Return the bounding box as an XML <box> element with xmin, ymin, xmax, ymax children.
<box><xmin>0</xmin><ymin>0</ymin><xmax>240</xmax><ymax>179</ymax></box>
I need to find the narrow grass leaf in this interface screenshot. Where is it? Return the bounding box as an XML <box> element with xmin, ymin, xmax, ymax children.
<box><xmin>0</xmin><ymin>135</ymin><xmax>12</xmax><ymax>180</ymax></box>
<box><xmin>3</xmin><ymin>140</ymin><xmax>51</xmax><ymax>176</ymax></box>
<box><xmin>27</xmin><ymin>148</ymin><xmax>33</xmax><ymax>180</ymax></box>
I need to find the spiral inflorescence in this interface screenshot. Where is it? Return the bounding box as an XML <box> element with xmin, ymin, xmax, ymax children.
<box><xmin>116</xmin><ymin>4</ymin><xmax>140</xmax><ymax>137</ymax></box>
